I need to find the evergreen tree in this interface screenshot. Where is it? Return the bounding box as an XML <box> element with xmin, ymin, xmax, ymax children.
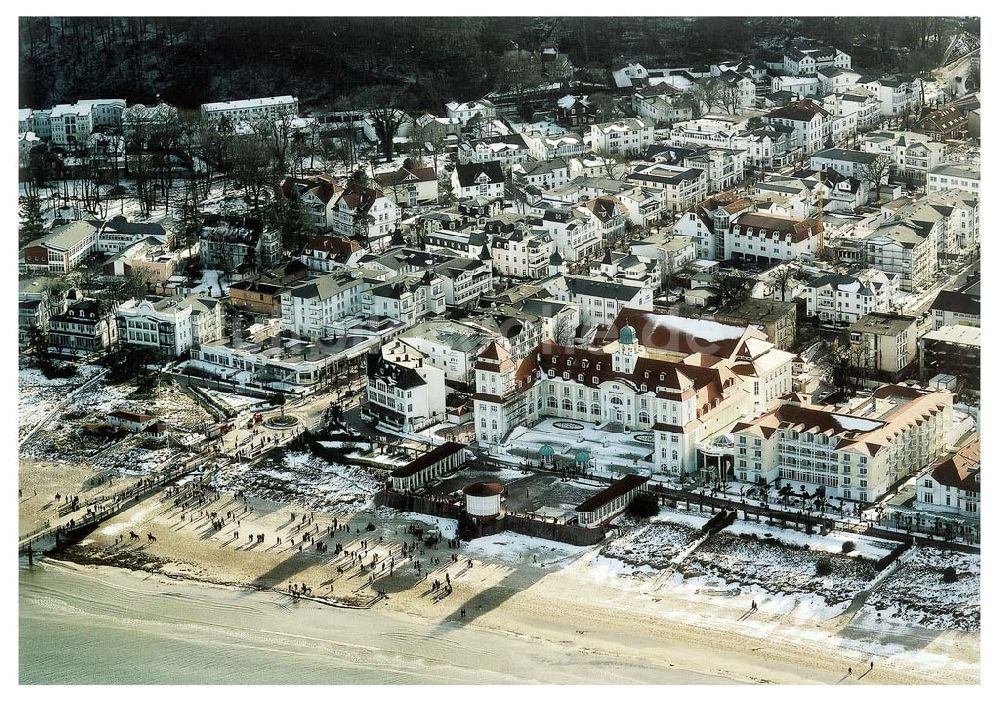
<box><xmin>19</xmin><ymin>194</ymin><xmax>46</xmax><ymax>245</ymax></box>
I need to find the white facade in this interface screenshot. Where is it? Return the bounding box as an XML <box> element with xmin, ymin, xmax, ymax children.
<box><xmin>589</xmin><ymin>118</ymin><xmax>654</xmax><ymax>156</ymax></box>
<box><xmin>200</xmin><ymin>96</ymin><xmax>299</xmax><ymax>122</ymax></box>
<box><xmin>280</xmin><ymin>272</ymin><xmax>370</xmax><ymax>339</ymax></box>
<box><xmin>803</xmin><ymin>270</ymin><xmax>897</xmax><ymax>325</ymax></box>
<box><xmin>116</xmin><ymin>296</ymin><xmax>223</xmax><ymax>358</ymax></box>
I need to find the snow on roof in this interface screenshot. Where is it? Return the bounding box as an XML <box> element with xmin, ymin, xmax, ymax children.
<box><xmin>830</xmin><ymin>414</ymin><xmax>884</xmax><ymax>432</ymax></box>
<box><xmin>201</xmin><ymin>96</ymin><xmax>297</xmax><ymax>112</ymax></box>
<box><xmin>644</xmin><ymin>313</ymin><xmax>747</xmax><ymax>342</ymax></box>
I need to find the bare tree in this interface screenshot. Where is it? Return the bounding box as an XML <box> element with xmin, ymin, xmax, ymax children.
<box><xmin>770</xmin><ymin>266</ymin><xmax>795</xmax><ymax>301</ymax></box>
<box><xmin>337</xmin><ymin>86</ymin><xmax>409</xmax><ymax>162</ymax></box>
<box><xmin>230</xmin><ymin>135</ymin><xmax>273</xmax><ymax>215</ymax></box>
<box><xmin>693</xmin><ymin>78</ymin><xmax>723</xmax><ymax>115</ymax></box>
<box><xmin>860</xmin><ymin>153</ymin><xmax>892</xmax><ymax>205</ymax></box>
<box><xmin>720</xmin><ymin>82</ymin><xmax>742</xmax><ymax>115</ymax></box>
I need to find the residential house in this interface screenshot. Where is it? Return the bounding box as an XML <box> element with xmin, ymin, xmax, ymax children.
<box><xmin>555</xmin><ymin>95</ymin><xmax>595</xmax><ymax>128</ymax></box>
<box><xmin>363</xmin><ymin>339</ymin><xmax>447</xmax><ymax>432</ymax></box>
<box><xmin>763</xmin><ymin>100</ymin><xmax>831</xmax><ymax>155</ymax></box>
<box><xmin>375</xmin><ymin>166</ymin><xmax>439</xmax><ymax>207</ymax></box>
<box><xmin>725</xmin><ymin>212</ymin><xmax>822</xmax><ymax>264</ymax></box>
<box><xmin>708</xmin><ymin>298</ymin><xmax>798</xmax><ymax>351</ymax></box>
<box><xmin>361</xmin><ymin>273</ymin><xmax>446</xmax><ymax>327</ymax></box>
<box><xmin>783</xmin><ymin>47</ymin><xmax>852</xmax><ymax>76</ymax></box>
<box><xmin>927</xmin><ymin>164</ymin><xmax>980</xmax><ymax>196</ymax></box>
<box><xmin>930</xmin><ymin>286</ymin><xmax>980</xmax><ymax>328</ymax></box>
<box><xmin>624</xmin><ymin>163</ymin><xmax>707</xmax><ymax>213</ymax></box>
<box><xmin>198</xmin><ymin>214</ymin><xmax>280</xmax><ymax>272</ymax></box>
<box><xmin>279</xmin><ymin>174</ymin><xmax>342</xmax><ymax>231</ymax></box>
<box><xmin>917</xmin><ymin>105</ymin><xmax>968</xmax><ymax>141</ymax></box>
<box><xmin>302</xmin><ymin>235</ymin><xmax>366</xmax><ymax>273</ymax></box>
<box><xmin>672</xmin><ymin>192</ymin><xmax>754</xmax><ymax>260</ymax></box>
<box><xmin>848</xmin><ymin>312</ymin><xmax>919</xmax><ymax>377</ymax></box>
<box><xmin>520</xmin><ymin>131</ymin><xmax>586</xmax><ymax>161</ymax></box>
<box><xmin>280</xmin><ymin>271</ymin><xmax>371</xmax><ymax>339</ymax></box>
<box><xmin>913</xmin><ymin>440</ymin><xmax>980</xmax><ymax>530</ymax></box>
<box><xmin>330</xmin><ymin>184</ymin><xmax>401</xmax><ymax>254</ymax></box>
<box><xmin>398</xmin><ymin>319</ymin><xmax>494</xmax><ymax>386</ymax></box>
<box><xmin>452</xmin><ymin>161</ymin><xmax>505</xmax><ymax>201</ymax></box>
<box><xmin>458</xmin><ymin>134</ymin><xmax>530</xmax><ymax>168</ymax></box>
<box><xmin>48</xmin><ymin>299</ymin><xmax>116</xmax><ymax>354</ymax></box>
<box><xmin>445</xmin><ymin>99</ymin><xmax>497</xmax><ymax>125</ymax></box>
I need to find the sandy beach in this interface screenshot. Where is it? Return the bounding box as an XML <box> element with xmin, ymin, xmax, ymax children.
<box><xmin>44</xmin><ymin>479</ymin><xmax>980</xmax><ymax>685</ymax></box>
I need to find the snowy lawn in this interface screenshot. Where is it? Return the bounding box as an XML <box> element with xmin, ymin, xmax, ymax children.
<box><xmin>863</xmin><ymin>547</ymin><xmax>980</xmax><ymax>631</ymax></box>
<box><xmin>602</xmin><ymin>520</ymin><xmax>703</xmax><ymax>569</ymax></box>
<box><xmin>212</xmin><ymin>450</ymin><xmax>381</xmax><ymax>513</ymax></box>
<box><xmin>676</xmin><ymin>528</ymin><xmax>879</xmax><ymax>607</ymax></box>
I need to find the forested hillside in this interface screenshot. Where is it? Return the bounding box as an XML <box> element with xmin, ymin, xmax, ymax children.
<box><xmin>19</xmin><ymin>16</ymin><xmax>978</xmax><ymax>112</ymax></box>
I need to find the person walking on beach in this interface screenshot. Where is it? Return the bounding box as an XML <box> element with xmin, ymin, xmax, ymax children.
<box><xmin>848</xmin><ymin>667</ymin><xmax>852</xmax><ymax>677</ymax></box>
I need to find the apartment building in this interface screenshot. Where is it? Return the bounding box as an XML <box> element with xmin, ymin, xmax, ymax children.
<box><xmin>589</xmin><ymin>117</ymin><xmax>655</xmax><ymax>156</ymax></box>
<box><xmin>847</xmin><ymin>312</ymin><xmax>919</xmax><ymax>376</ymax></box>
<box><xmin>200</xmin><ymin>96</ymin><xmax>299</xmax><ymax>122</ymax></box>
<box><xmin>733</xmin><ymin>385</ymin><xmax>953</xmax><ymax>503</ymax></box>
<box><xmin>803</xmin><ymin>270</ymin><xmax>897</xmax><ymax>325</ymax></box>
<box><xmin>116</xmin><ymin>296</ymin><xmax>224</xmax><ymax>358</ymax></box>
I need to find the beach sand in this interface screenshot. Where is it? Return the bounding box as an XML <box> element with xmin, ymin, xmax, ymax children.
<box><xmin>48</xmin><ymin>482</ymin><xmax>980</xmax><ymax>685</ymax></box>
<box><xmin>18</xmin><ymin>459</ymin><xmax>156</xmax><ymax>537</ymax></box>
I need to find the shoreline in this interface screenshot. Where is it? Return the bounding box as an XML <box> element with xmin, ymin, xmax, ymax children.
<box><xmin>38</xmin><ymin>529</ymin><xmax>980</xmax><ymax>686</ymax></box>
<box><xmin>20</xmin><ymin>461</ymin><xmax>979</xmax><ymax>686</ymax></box>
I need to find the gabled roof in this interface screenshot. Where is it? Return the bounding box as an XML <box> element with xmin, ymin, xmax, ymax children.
<box><xmin>454</xmin><ymin>161</ymin><xmax>505</xmax><ymax>187</ymax></box>
<box><xmin>928</xmin><ymin>440</ymin><xmax>980</xmax><ymax>492</ymax></box>
<box><xmin>375</xmin><ymin>166</ymin><xmax>437</xmax><ymax>188</ymax></box>
<box><xmin>766</xmin><ymin>100</ymin><xmax>829</xmax><ymax>122</ymax></box>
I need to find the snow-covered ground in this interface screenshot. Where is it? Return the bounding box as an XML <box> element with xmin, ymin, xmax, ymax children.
<box><xmin>506</xmin><ymin>418</ymin><xmax>655</xmax><ymax>476</ymax></box>
<box><xmin>602</xmin><ymin>521</ymin><xmax>702</xmax><ymax>570</ymax></box>
<box><xmin>861</xmin><ymin>547</ymin><xmax>980</xmax><ymax>631</ymax></box>
<box><xmin>677</xmin><ymin>528</ymin><xmax>879</xmax><ymax>607</ymax></box>
<box><xmin>20</xmin><ymin>375</ymin><xmax>212</xmax><ymax>472</ymax></box>
<box><xmin>463</xmin><ymin>531</ymin><xmax>587</xmax><ymax>568</ymax></box>
<box><xmin>212</xmin><ymin>450</ymin><xmax>381</xmax><ymax>513</ymax></box>
<box><xmin>18</xmin><ymin>364</ymin><xmax>104</xmax><ymax>439</ymax></box>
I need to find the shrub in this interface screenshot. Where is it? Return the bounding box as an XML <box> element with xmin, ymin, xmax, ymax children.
<box><xmin>627</xmin><ymin>492</ymin><xmax>659</xmax><ymax>518</ymax></box>
<box><xmin>815</xmin><ymin>558</ymin><xmax>833</xmax><ymax>576</ymax></box>
<box><xmin>943</xmin><ymin>566</ymin><xmax>958</xmax><ymax>583</ymax></box>
<box><xmin>842</xmin><ymin>541</ymin><xmax>856</xmax><ymax>554</ymax></box>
